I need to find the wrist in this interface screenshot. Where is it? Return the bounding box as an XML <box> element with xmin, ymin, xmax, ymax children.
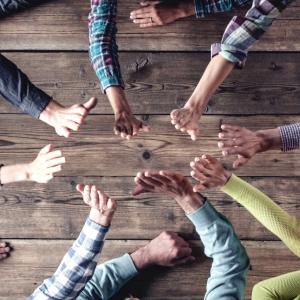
<box><xmin>176</xmin><ymin>192</ymin><xmax>205</xmax><ymax>214</ymax></box>
<box><xmin>89</xmin><ymin>208</ymin><xmax>112</xmax><ymax>227</ymax></box>
<box><xmin>130</xmin><ymin>245</ymin><xmax>152</xmax><ymax>271</ymax></box>
<box><xmin>222</xmin><ymin>170</ymin><xmax>232</xmax><ymax>187</ymax></box>
<box><xmin>106</xmin><ymin>87</ymin><xmax>131</xmax><ymax>114</ymax></box>
<box><xmin>184</xmin><ymin>97</ymin><xmax>206</xmax><ymax>116</ymax></box>
<box><xmin>177</xmin><ymin>0</ymin><xmax>195</xmax><ymax>18</ymax></box>
<box><xmin>256</xmin><ymin>128</ymin><xmax>281</xmax><ymax>152</ymax></box>
<box><xmin>39</xmin><ymin>99</ymin><xmax>59</xmax><ymax>126</ymax></box>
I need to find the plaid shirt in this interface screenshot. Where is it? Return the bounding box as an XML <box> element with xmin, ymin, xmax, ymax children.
<box><xmin>88</xmin><ymin>0</ymin><xmax>251</xmax><ymax>92</ymax></box>
<box><xmin>280</xmin><ymin>123</ymin><xmax>300</xmax><ymax>152</ymax></box>
<box><xmin>211</xmin><ymin>0</ymin><xmax>295</xmax><ymax>67</ymax></box>
<box><xmin>28</xmin><ymin>218</ymin><xmax>109</xmax><ymax>300</ymax></box>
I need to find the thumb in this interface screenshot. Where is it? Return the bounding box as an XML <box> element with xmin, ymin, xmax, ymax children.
<box><xmin>76</xmin><ymin>183</ymin><xmax>85</xmax><ymax>194</ymax></box>
<box><xmin>233</xmin><ymin>155</ymin><xmax>249</xmax><ymax>169</ymax></box>
<box><xmin>187</xmin><ymin>129</ymin><xmax>199</xmax><ymax>141</ymax></box>
<box><xmin>39</xmin><ymin>144</ymin><xmax>53</xmax><ymax>154</ymax></box>
<box><xmin>82</xmin><ymin>97</ymin><xmax>98</xmax><ymax>111</ymax></box>
<box><xmin>132</xmin><ymin>185</ymin><xmax>146</xmax><ymax>196</ymax></box>
<box><xmin>173</xmin><ymin>255</ymin><xmax>196</xmax><ymax>266</ymax></box>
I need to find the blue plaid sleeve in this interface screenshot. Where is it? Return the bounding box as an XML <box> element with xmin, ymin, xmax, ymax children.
<box><xmin>28</xmin><ymin>218</ymin><xmax>109</xmax><ymax>300</ymax></box>
<box><xmin>89</xmin><ymin>0</ymin><xmax>124</xmax><ymax>93</ymax></box>
<box><xmin>194</xmin><ymin>0</ymin><xmax>250</xmax><ymax>18</ymax></box>
<box><xmin>279</xmin><ymin>123</ymin><xmax>300</xmax><ymax>152</ymax></box>
<box><xmin>211</xmin><ymin>0</ymin><xmax>294</xmax><ymax>67</ymax></box>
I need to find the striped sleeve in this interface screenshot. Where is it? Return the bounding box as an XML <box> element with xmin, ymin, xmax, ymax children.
<box><xmin>211</xmin><ymin>0</ymin><xmax>294</xmax><ymax>68</ymax></box>
<box><xmin>28</xmin><ymin>218</ymin><xmax>109</xmax><ymax>300</ymax></box>
<box><xmin>88</xmin><ymin>0</ymin><xmax>124</xmax><ymax>92</ymax></box>
<box><xmin>279</xmin><ymin>123</ymin><xmax>300</xmax><ymax>152</ymax></box>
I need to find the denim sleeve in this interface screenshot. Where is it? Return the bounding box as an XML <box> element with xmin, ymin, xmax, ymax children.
<box><xmin>187</xmin><ymin>200</ymin><xmax>249</xmax><ymax>299</ymax></box>
<box><xmin>0</xmin><ymin>54</ymin><xmax>51</xmax><ymax>118</ymax></box>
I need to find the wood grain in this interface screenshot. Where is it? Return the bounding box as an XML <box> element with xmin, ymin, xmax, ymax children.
<box><xmin>1</xmin><ymin>239</ymin><xmax>299</xmax><ymax>299</ymax></box>
<box><xmin>0</xmin><ymin>114</ymin><xmax>299</xmax><ymax>176</ymax></box>
<box><xmin>0</xmin><ymin>0</ymin><xmax>299</xmax><ymax>51</ymax></box>
<box><xmin>1</xmin><ymin>52</ymin><xmax>300</xmax><ymax>115</ymax></box>
<box><xmin>0</xmin><ymin>176</ymin><xmax>299</xmax><ymax>240</ymax></box>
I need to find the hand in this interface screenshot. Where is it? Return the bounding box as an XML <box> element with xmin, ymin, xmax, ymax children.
<box><xmin>131</xmin><ymin>231</ymin><xmax>195</xmax><ymax>270</ymax></box>
<box><xmin>190</xmin><ymin>155</ymin><xmax>231</xmax><ymax>192</ymax></box>
<box><xmin>218</xmin><ymin>124</ymin><xmax>281</xmax><ymax>168</ymax></box>
<box><xmin>130</xmin><ymin>0</ymin><xmax>194</xmax><ymax>28</ymax></box>
<box><xmin>0</xmin><ymin>241</ymin><xmax>11</xmax><ymax>260</ymax></box>
<box><xmin>76</xmin><ymin>184</ymin><xmax>117</xmax><ymax>227</ymax></box>
<box><xmin>133</xmin><ymin>170</ymin><xmax>204</xmax><ymax>213</ymax></box>
<box><xmin>114</xmin><ymin>110</ymin><xmax>150</xmax><ymax>140</ymax></box>
<box><xmin>39</xmin><ymin>97</ymin><xmax>97</xmax><ymax>138</ymax></box>
<box><xmin>26</xmin><ymin>144</ymin><xmax>65</xmax><ymax>183</ymax></box>
<box><xmin>170</xmin><ymin>107</ymin><xmax>201</xmax><ymax>141</ymax></box>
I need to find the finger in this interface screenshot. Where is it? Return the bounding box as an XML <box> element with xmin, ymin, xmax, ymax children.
<box><xmin>170</xmin><ymin>109</ymin><xmax>180</xmax><ymax>121</ymax></box>
<box><xmin>202</xmin><ymin>154</ymin><xmax>218</xmax><ymax>165</ymax></box>
<box><xmin>124</xmin><ymin>121</ymin><xmax>133</xmax><ymax>137</ymax></box>
<box><xmin>97</xmin><ymin>188</ymin><xmax>108</xmax><ymax>212</ymax></box>
<box><xmin>64</xmin><ymin>120</ymin><xmax>81</xmax><ymax>131</ymax></box>
<box><xmin>44</xmin><ymin>165</ymin><xmax>63</xmax><ymax>175</ymax></box>
<box><xmin>144</xmin><ymin>171</ymin><xmax>165</xmax><ymax>187</ymax></box>
<box><xmin>140</xmin><ymin>124</ymin><xmax>151</xmax><ymax>132</ymax></box>
<box><xmin>158</xmin><ymin>170</ymin><xmax>178</xmax><ymax>184</ymax></box>
<box><xmin>145</xmin><ymin>171</ymin><xmax>172</xmax><ymax>185</ymax></box>
<box><xmin>69</xmin><ymin>113</ymin><xmax>84</xmax><ymax>125</ymax></box>
<box><xmin>140</xmin><ymin>0</ymin><xmax>160</xmax><ymax>6</ymax></box>
<box><xmin>187</xmin><ymin>129</ymin><xmax>199</xmax><ymax>141</ymax></box>
<box><xmin>218</xmin><ymin>139</ymin><xmax>244</xmax><ymax>148</ymax></box>
<box><xmin>44</xmin><ymin>150</ymin><xmax>63</xmax><ymax>160</ymax></box>
<box><xmin>132</xmin><ymin>16</ymin><xmax>153</xmax><ymax>24</ymax></box>
<box><xmin>176</xmin><ymin>247</ymin><xmax>193</xmax><ymax>258</ymax></box>
<box><xmin>90</xmin><ymin>185</ymin><xmax>99</xmax><ymax>210</ymax></box>
<box><xmin>0</xmin><ymin>253</ymin><xmax>8</xmax><ymax>259</ymax></box>
<box><xmin>193</xmin><ymin>183</ymin><xmax>207</xmax><ymax>193</ymax></box>
<box><xmin>221</xmin><ymin>146</ymin><xmax>244</xmax><ymax>156</ymax></box>
<box><xmin>41</xmin><ymin>174</ymin><xmax>54</xmax><ymax>183</ymax></box>
<box><xmin>76</xmin><ymin>183</ymin><xmax>85</xmax><ymax>194</ymax></box>
<box><xmin>130</xmin><ymin>7</ymin><xmax>151</xmax><ymax>18</ymax></box>
<box><xmin>82</xmin><ymin>97</ymin><xmax>98</xmax><ymax>112</ymax></box>
<box><xmin>58</xmin><ymin>126</ymin><xmax>71</xmax><ymax>138</ymax></box>
<box><xmin>218</xmin><ymin>131</ymin><xmax>241</xmax><ymax>139</ymax></box>
<box><xmin>233</xmin><ymin>155</ymin><xmax>249</xmax><ymax>169</ymax></box>
<box><xmin>106</xmin><ymin>198</ymin><xmax>117</xmax><ymax>211</ymax></box>
<box><xmin>133</xmin><ymin>175</ymin><xmax>154</xmax><ymax>193</ymax></box>
<box><xmin>0</xmin><ymin>242</ymin><xmax>7</xmax><ymax>248</ymax></box>
<box><xmin>71</xmin><ymin>105</ymin><xmax>87</xmax><ymax>117</ymax></box>
<box><xmin>132</xmin><ymin>184</ymin><xmax>146</xmax><ymax>196</ymax></box>
<box><xmin>190</xmin><ymin>160</ymin><xmax>211</xmax><ymax>175</ymax></box>
<box><xmin>45</xmin><ymin>156</ymin><xmax>66</xmax><ymax>168</ymax></box>
<box><xmin>220</xmin><ymin>124</ymin><xmax>241</xmax><ymax>132</ymax></box>
<box><xmin>138</xmin><ymin>172</ymin><xmax>161</xmax><ymax>188</ymax></box>
<box><xmin>172</xmin><ymin>255</ymin><xmax>196</xmax><ymax>266</ymax></box>
<box><xmin>140</xmin><ymin>22</ymin><xmax>156</xmax><ymax>28</ymax></box>
<box><xmin>39</xmin><ymin>144</ymin><xmax>53</xmax><ymax>154</ymax></box>
<box><xmin>83</xmin><ymin>185</ymin><xmax>91</xmax><ymax>204</ymax></box>
<box><xmin>190</xmin><ymin>169</ymin><xmax>208</xmax><ymax>182</ymax></box>
<box><xmin>0</xmin><ymin>247</ymin><xmax>10</xmax><ymax>254</ymax></box>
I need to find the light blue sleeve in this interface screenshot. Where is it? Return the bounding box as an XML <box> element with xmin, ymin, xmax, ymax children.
<box><xmin>187</xmin><ymin>200</ymin><xmax>249</xmax><ymax>299</ymax></box>
<box><xmin>77</xmin><ymin>253</ymin><xmax>138</xmax><ymax>300</ymax></box>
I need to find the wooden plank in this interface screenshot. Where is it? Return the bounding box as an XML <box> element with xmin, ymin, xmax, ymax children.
<box><xmin>1</xmin><ymin>239</ymin><xmax>299</xmax><ymax>299</ymax></box>
<box><xmin>0</xmin><ymin>0</ymin><xmax>299</xmax><ymax>51</ymax></box>
<box><xmin>1</xmin><ymin>52</ymin><xmax>300</xmax><ymax>115</ymax></box>
<box><xmin>0</xmin><ymin>176</ymin><xmax>299</xmax><ymax>240</ymax></box>
<box><xmin>0</xmin><ymin>114</ymin><xmax>299</xmax><ymax>176</ymax></box>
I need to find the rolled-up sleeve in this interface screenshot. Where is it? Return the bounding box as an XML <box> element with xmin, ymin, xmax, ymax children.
<box><xmin>211</xmin><ymin>0</ymin><xmax>294</xmax><ymax>68</ymax></box>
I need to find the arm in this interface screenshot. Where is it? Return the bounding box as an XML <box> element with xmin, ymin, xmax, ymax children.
<box><xmin>222</xmin><ymin>174</ymin><xmax>300</xmax><ymax>257</ymax></box>
<box><xmin>0</xmin><ymin>54</ymin><xmax>51</xmax><ymax>118</ymax></box>
<box><xmin>133</xmin><ymin>170</ymin><xmax>248</xmax><ymax>299</ymax></box>
<box><xmin>252</xmin><ymin>270</ymin><xmax>300</xmax><ymax>300</ymax></box>
<box><xmin>171</xmin><ymin>0</ymin><xmax>294</xmax><ymax>140</ymax></box>
<box><xmin>188</xmin><ymin>200</ymin><xmax>249</xmax><ymax>299</ymax></box>
<box><xmin>88</xmin><ymin>0</ymin><xmax>149</xmax><ymax>139</ymax></box>
<box><xmin>0</xmin><ymin>0</ymin><xmax>42</xmax><ymax>17</ymax></box>
<box><xmin>29</xmin><ymin>184</ymin><xmax>117</xmax><ymax>300</ymax></box>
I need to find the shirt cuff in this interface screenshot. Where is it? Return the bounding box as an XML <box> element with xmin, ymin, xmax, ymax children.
<box><xmin>111</xmin><ymin>253</ymin><xmax>139</xmax><ymax>278</ymax></box>
<box><xmin>279</xmin><ymin>123</ymin><xmax>300</xmax><ymax>152</ymax></box>
<box><xmin>194</xmin><ymin>0</ymin><xmax>206</xmax><ymax>17</ymax></box>
<box><xmin>211</xmin><ymin>43</ymin><xmax>247</xmax><ymax>69</ymax></box>
<box><xmin>221</xmin><ymin>173</ymin><xmax>244</xmax><ymax>198</ymax></box>
<box><xmin>77</xmin><ymin>218</ymin><xmax>110</xmax><ymax>252</ymax></box>
<box><xmin>99</xmin><ymin>75</ymin><xmax>125</xmax><ymax>93</ymax></box>
<box><xmin>186</xmin><ymin>200</ymin><xmax>220</xmax><ymax>233</ymax></box>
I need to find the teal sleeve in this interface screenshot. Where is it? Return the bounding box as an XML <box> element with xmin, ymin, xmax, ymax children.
<box><xmin>76</xmin><ymin>253</ymin><xmax>138</xmax><ymax>300</ymax></box>
<box><xmin>187</xmin><ymin>200</ymin><xmax>249</xmax><ymax>300</ymax></box>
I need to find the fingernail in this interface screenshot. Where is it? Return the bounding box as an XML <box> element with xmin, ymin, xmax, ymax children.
<box><xmin>219</xmin><ymin>133</ymin><xmax>224</xmax><ymax>138</ymax></box>
<box><xmin>221</xmin><ymin>125</ymin><xmax>225</xmax><ymax>129</ymax></box>
<box><xmin>222</xmin><ymin>150</ymin><xmax>228</xmax><ymax>156</ymax></box>
<box><xmin>190</xmin><ymin>161</ymin><xmax>194</xmax><ymax>167</ymax></box>
<box><xmin>218</xmin><ymin>142</ymin><xmax>224</xmax><ymax>148</ymax></box>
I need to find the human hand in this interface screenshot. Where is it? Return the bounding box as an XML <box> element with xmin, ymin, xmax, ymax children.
<box><xmin>170</xmin><ymin>107</ymin><xmax>201</xmax><ymax>141</ymax></box>
<box><xmin>218</xmin><ymin>124</ymin><xmax>281</xmax><ymax>168</ymax></box>
<box><xmin>130</xmin><ymin>0</ymin><xmax>194</xmax><ymax>28</ymax></box>
<box><xmin>131</xmin><ymin>231</ymin><xmax>195</xmax><ymax>270</ymax></box>
<box><xmin>26</xmin><ymin>144</ymin><xmax>65</xmax><ymax>183</ymax></box>
<box><xmin>76</xmin><ymin>184</ymin><xmax>117</xmax><ymax>227</ymax></box>
<box><xmin>190</xmin><ymin>155</ymin><xmax>231</xmax><ymax>192</ymax></box>
<box><xmin>39</xmin><ymin>97</ymin><xmax>97</xmax><ymax>138</ymax></box>
<box><xmin>0</xmin><ymin>241</ymin><xmax>11</xmax><ymax>260</ymax></box>
<box><xmin>133</xmin><ymin>170</ymin><xmax>204</xmax><ymax>213</ymax></box>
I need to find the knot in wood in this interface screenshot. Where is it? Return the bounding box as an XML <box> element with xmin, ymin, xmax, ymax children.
<box><xmin>142</xmin><ymin>150</ymin><xmax>151</xmax><ymax>160</ymax></box>
<box><xmin>135</xmin><ymin>57</ymin><xmax>149</xmax><ymax>72</ymax></box>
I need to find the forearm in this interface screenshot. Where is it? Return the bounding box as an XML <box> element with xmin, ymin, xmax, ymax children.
<box><xmin>89</xmin><ymin>0</ymin><xmax>124</xmax><ymax>93</ymax></box>
<box><xmin>29</xmin><ymin>218</ymin><xmax>109</xmax><ymax>300</ymax></box>
<box><xmin>0</xmin><ymin>54</ymin><xmax>51</xmax><ymax>118</ymax></box>
<box><xmin>255</xmin><ymin>127</ymin><xmax>282</xmax><ymax>152</ymax></box>
<box><xmin>0</xmin><ymin>164</ymin><xmax>29</xmax><ymax>185</ymax></box>
<box><xmin>222</xmin><ymin>174</ymin><xmax>300</xmax><ymax>257</ymax></box>
<box><xmin>106</xmin><ymin>86</ymin><xmax>131</xmax><ymax>114</ymax></box>
<box><xmin>185</xmin><ymin>55</ymin><xmax>234</xmax><ymax>114</ymax></box>
<box><xmin>77</xmin><ymin>254</ymin><xmax>138</xmax><ymax>300</ymax></box>
<box><xmin>187</xmin><ymin>200</ymin><xmax>249</xmax><ymax>299</ymax></box>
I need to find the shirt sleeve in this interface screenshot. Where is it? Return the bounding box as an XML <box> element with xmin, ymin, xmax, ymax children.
<box><xmin>77</xmin><ymin>253</ymin><xmax>138</xmax><ymax>300</ymax></box>
<box><xmin>28</xmin><ymin>218</ymin><xmax>109</xmax><ymax>300</ymax></box>
<box><xmin>88</xmin><ymin>0</ymin><xmax>124</xmax><ymax>93</ymax></box>
<box><xmin>279</xmin><ymin>123</ymin><xmax>300</xmax><ymax>152</ymax></box>
<box><xmin>0</xmin><ymin>54</ymin><xmax>51</xmax><ymax>118</ymax></box>
<box><xmin>211</xmin><ymin>0</ymin><xmax>294</xmax><ymax>68</ymax></box>
<box><xmin>187</xmin><ymin>200</ymin><xmax>249</xmax><ymax>300</ymax></box>
<box><xmin>194</xmin><ymin>0</ymin><xmax>250</xmax><ymax>18</ymax></box>
<box><xmin>222</xmin><ymin>174</ymin><xmax>300</xmax><ymax>258</ymax></box>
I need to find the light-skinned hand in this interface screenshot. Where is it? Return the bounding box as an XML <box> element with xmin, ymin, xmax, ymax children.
<box><xmin>76</xmin><ymin>184</ymin><xmax>117</xmax><ymax>227</ymax></box>
<box><xmin>0</xmin><ymin>242</ymin><xmax>11</xmax><ymax>260</ymax></box>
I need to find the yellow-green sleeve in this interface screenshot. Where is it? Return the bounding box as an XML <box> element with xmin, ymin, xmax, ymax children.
<box><xmin>221</xmin><ymin>174</ymin><xmax>300</xmax><ymax>258</ymax></box>
<box><xmin>252</xmin><ymin>271</ymin><xmax>300</xmax><ymax>300</ymax></box>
